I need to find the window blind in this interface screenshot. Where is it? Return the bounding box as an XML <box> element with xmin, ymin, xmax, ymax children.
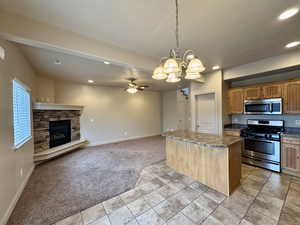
<box><xmin>13</xmin><ymin>79</ymin><xmax>31</xmax><ymax>148</ymax></box>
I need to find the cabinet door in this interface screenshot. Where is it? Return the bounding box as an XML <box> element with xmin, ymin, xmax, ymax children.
<box><xmin>244</xmin><ymin>87</ymin><xmax>262</xmax><ymax>100</ymax></box>
<box><xmin>262</xmin><ymin>83</ymin><xmax>282</xmax><ymax>98</ymax></box>
<box><xmin>284</xmin><ymin>81</ymin><xmax>300</xmax><ymax>114</ymax></box>
<box><xmin>228</xmin><ymin>89</ymin><xmax>244</xmax><ymax>114</ymax></box>
<box><xmin>282</xmin><ymin>143</ymin><xmax>300</xmax><ymax>173</ymax></box>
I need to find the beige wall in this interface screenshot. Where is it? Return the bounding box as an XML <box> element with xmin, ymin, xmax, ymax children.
<box><xmin>190</xmin><ymin>71</ymin><xmax>224</xmax><ymax>135</ymax></box>
<box><xmin>0</xmin><ymin>39</ymin><xmax>36</xmax><ymax>225</ymax></box>
<box><xmin>54</xmin><ymin>81</ymin><xmax>161</xmax><ymax>146</ymax></box>
<box><xmin>35</xmin><ymin>76</ymin><xmax>55</xmax><ymax>103</ymax></box>
<box><xmin>161</xmin><ymin>90</ymin><xmax>178</xmax><ymax>133</ymax></box>
<box><xmin>223</xmin><ymin>50</ymin><xmax>300</xmax><ymax>80</ymax></box>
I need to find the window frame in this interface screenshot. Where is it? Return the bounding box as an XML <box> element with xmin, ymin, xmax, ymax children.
<box><xmin>12</xmin><ymin>78</ymin><xmax>32</xmax><ymax>150</ymax></box>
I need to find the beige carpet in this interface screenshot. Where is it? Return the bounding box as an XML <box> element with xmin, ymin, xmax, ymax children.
<box><xmin>7</xmin><ymin>135</ymin><xmax>165</xmax><ymax>225</ymax></box>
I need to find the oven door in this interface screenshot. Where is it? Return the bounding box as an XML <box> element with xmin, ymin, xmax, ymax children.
<box><xmin>243</xmin><ymin>138</ymin><xmax>280</xmax><ymax>163</ymax></box>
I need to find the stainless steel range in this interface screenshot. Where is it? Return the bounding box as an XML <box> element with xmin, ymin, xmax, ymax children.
<box><xmin>241</xmin><ymin>119</ymin><xmax>284</xmax><ymax>172</ymax></box>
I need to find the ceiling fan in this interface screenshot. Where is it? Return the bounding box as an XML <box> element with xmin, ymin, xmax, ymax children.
<box><xmin>125</xmin><ymin>78</ymin><xmax>149</xmax><ymax>94</ymax></box>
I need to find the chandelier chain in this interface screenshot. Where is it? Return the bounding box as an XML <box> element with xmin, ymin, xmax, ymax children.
<box><xmin>175</xmin><ymin>0</ymin><xmax>179</xmax><ymax>50</ymax></box>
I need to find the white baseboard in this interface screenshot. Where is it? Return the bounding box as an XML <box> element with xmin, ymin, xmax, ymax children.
<box><xmin>87</xmin><ymin>133</ymin><xmax>162</xmax><ymax>147</ymax></box>
<box><xmin>0</xmin><ymin>165</ymin><xmax>35</xmax><ymax>225</ymax></box>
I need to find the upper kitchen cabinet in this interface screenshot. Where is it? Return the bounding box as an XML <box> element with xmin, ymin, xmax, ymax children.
<box><xmin>228</xmin><ymin>88</ymin><xmax>244</xmax><ymax>114</ymax></box>
<box><xmin>244</xmin><ymin>86</ymin><xmax>262</xmax><ymax>100</ymax></box>
<box><xmin>262</xmin><ymin>83</ymin><xmax>282</xmax><ymax>99</ymax></box>
<box><xmin>284</xmin><ymin>80</ymin><xmax>300</xmax><ymax>114</ymax></box>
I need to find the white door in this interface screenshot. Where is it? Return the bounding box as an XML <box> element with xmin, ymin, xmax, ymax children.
<box><xmin>195</xmin><ymin>93</ymin><xmax>218</xmax><ymax>134</ymax></box>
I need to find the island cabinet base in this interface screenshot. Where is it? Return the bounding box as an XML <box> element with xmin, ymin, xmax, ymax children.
<box><xmin>166</xmin><ymin>137</ymin><xmax>241</xmax><ymax>196</ymax></box>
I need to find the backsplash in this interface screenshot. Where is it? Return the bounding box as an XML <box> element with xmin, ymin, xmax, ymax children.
<box><xmin>232</xmin><ymin>114</ymin><xmax>300</xmax><ymax>128</ymax></box>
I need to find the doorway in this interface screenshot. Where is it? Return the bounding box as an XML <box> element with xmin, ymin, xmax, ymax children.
<box><xmin>195</xmin><ymin>93</ymin><xmax>218</xmax><ymax>134</ymax></box>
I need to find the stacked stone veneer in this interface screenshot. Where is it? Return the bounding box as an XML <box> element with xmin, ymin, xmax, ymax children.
<box><xmin>33</xmin><ymin>110</ymin><xmax>81</xmax><ymax>153</ymax></box>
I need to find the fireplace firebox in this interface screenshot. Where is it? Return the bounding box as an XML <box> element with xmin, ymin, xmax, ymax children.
<box><xmin>49</xmin><ymin>120</ymin><xmax>71</xmax><ymax>148</ymax></box>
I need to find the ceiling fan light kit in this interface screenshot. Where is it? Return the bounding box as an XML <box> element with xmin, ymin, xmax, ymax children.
<box><xmin>125</xmin><ymin>78</ymin><xmax>149</xmax><ymax>94</ymax></box>
<box><xmin>152</xmin><ymin>0</ymin><xmax>205</xmax><ymax>83</ymax></box>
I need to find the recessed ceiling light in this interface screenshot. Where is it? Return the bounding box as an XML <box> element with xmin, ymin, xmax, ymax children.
<box><xmin>54</xmin><ymin>59</ymin><xmax>62</xmax><ymax>65</ymax></box>
<box><xmin>212</xmin><ymin>65</ymin><xmax>220</xmax><ymax>70</ymax></box>
<box><xmin>278</xmin><ymin>8</ymin><xmax>299</xmax><ymax>20</ymax></box>
<box><xmin>88</xmin><ymin>80</ymin><xmax>94</xmax><ymax>83</ymax></box>
<box><xmin>285</xmin><ymin>41</ymin><xmax>300</xmax><ymax>48</ymax></box>
<box><xmin>104</xmin><ymin>61</ymin><xmax>110</xmax><ymax>65</ymax></box>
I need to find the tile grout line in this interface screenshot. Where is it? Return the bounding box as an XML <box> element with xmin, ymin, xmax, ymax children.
<box><xmin>277</xmin><ymin>177</ymin><xmax>292</xmax><ymax>225</ymax></box>
<box><xmin>237</xmin><ymin>170</ymin><xmax>276</xmax><ymax>225</ymax></box>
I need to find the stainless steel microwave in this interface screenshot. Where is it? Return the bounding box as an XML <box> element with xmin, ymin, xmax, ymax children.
<box><xmin>244</xmin><ymin>98</ymin><xmax>282</xmax><ymax>115</ymax></box>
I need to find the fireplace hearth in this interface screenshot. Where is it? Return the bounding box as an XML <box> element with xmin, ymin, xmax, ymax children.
<box><xmin>49</xmin><ymin>120</ymin><xmax>71</xmax><ymax>148</ymax></box>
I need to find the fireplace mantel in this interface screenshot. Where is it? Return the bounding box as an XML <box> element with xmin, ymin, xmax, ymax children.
<box><xmin>33</xmin><ymin>102</ymin><xmax>84</xmax><ymax>111</ymax></box>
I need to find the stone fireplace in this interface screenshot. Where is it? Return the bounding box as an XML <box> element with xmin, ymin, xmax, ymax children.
<box><xmin>32</xmin><ymin>102</ymin><xmax>87</xmax><ymax>162</ymax></box>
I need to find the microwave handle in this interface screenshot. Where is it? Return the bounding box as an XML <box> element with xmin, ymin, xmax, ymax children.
<box><xmin>269</xmin><ymin>103</ymin><xmax>273</xmax><ymax>112</ymax></box>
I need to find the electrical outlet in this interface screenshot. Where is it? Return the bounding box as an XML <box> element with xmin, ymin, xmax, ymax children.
<box><xmin>20</xmin><ymin>168</ymin><xmax>23</xmax><ymax>177</ymax></box>
<box><xmin>90</xmin><ymin>118</ymin><xmax>94</xmax><ymax>122</ymax></box>
<box><xmin>124</xmin><ymin>131</ymin><xmax>128</xmax><ymax>136</ymax></box>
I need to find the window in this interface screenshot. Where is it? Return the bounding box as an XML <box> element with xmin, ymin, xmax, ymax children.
<box><xmin>13</xmin><ymin>79</ymin><xmax>32</xmax><ymax>149</ymax></box>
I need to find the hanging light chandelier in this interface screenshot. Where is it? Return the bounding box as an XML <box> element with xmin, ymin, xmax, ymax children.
<box><xmin>152</xmin><ymin>0</ymin><xmax>205</xmax><ymax>83</ymax></box>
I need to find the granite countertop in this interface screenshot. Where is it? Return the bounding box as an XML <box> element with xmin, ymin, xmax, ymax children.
<box><xmin>224</xmin><ymin>124</ymin><xmax>247</xmax><ymax>131</ymax></box>
<box><xmin>163</xmin><ymin>130</ymin><xmax>242</xmax><ymax>148</ymax></box>
<box><xmin>281</xmin><ymin>127</ymin><xmax>300</xmax><ymax>138</ymax></box>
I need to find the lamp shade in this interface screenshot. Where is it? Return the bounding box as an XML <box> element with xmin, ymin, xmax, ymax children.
<box><xmin>152</xmin><ymin>66</ymin><xmax>168</xmax><ymax>80</ymax></box>
<box><xmin>126</xmin><ymin>87</ymin><xmax>138</xmax><ymax>94</ymax></box>
<box><xmin>166</xmin><ymin>73</ymin><xmax>181</xmax><ymax>83</ymax></box>
<box><xmin>163</xmin><ymin>58</ymin><xmax>180</xmax><ymax>74</ymax></box>
<box><xmin>185</xmin><ymin>72</ymin><xmax>201</xmax><ymax>80</ymax></box>
<box><xmin>187</xmin><ymin>58</ymin><xmax>205</xmax><ymax>73</ymax></box>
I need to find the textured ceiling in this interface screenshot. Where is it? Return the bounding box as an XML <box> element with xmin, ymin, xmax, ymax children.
<box><xmin>1</xmin><ymin>0</ymin><xmax>300</xmax><ymax>90</ymax></box>
<box><xmin>1</xmin><ymin>0</ymin><xmax>299</xmax><ymax>70</ymax></box>
<box><xmin>18</xmin><ymin>44</ymin><xmax>186</xmax><ymax>91</ymax></box>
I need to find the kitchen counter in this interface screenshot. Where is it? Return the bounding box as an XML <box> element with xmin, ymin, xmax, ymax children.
<box><xmin>164</xmin><ymin>130</ymin><xmax>242</xmax><ymax>148</ymax></box>
<box><xmin>224</xmin><ymin>124</ymin><xmax>247</xmax><ymax>131</ymax></box>
<box><xmin>281</xmin><ymin>127</ymin><xmax>300</xmax><ymax>138</ymax></box>
<box><xmin>165</xmin><ymin>130</ymin><xmax>242</xmax><ymax>196</ymax></box>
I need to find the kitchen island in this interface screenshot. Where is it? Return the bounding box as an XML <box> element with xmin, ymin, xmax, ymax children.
<box><xmin>164</xmin><ymin>130</ymin><xmax>242</xmax><ymax>196</ymax></box>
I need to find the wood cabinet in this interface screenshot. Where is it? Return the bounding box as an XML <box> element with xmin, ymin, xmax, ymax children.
<box><xmin>227</xmin><ymin>79</ymin><xmax>300</xmax><ymax>114</ymax></box>
<box><xmin>282</xmin><ymin>136</ymin><xmax>300</xmax><ymax>176</ymax></box>
<box><xmin>244</xmin><ymin>86</ymin><xmax>262</xmax><ymax>100</ymax></box>
<box><xmin>262</xmin><ymin>83</ymin><xmax>282</xmax><ymax>98</ymax></box>
<box><xmin>284</xmin><ymin>81</ymin><xmax>300</xmax><ymax>114</ymax></box>
<box><xmin>228</xmin><ymin>88</ymin><xmax>244</xmax><ymax>114</ymax></box>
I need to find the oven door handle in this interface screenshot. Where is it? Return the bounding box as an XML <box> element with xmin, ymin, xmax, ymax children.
<box><xmin>245</xmin><ymin>137</ymin><xmax>279</xmax><ymax>144</ymax></box>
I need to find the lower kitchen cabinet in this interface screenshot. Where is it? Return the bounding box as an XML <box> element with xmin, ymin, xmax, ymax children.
<box><xmin>282</xmin><ymin>136</ymin><xmax>300</xmax><ymax>176</ymax></box>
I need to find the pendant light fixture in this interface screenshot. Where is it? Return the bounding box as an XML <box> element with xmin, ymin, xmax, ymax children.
<box><xmin>152</xmin><ymin>0</ymin><xmax>205</xmax><ymax>83</ymax></box>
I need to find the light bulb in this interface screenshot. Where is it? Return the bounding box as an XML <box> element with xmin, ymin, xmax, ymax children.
<box><xmin>166</xmin><ymin>73</ymin><xmax>181</xmax><ymax>83</ymax></box>
<box><xmin>279</xmin><ymin>8</ymin><xmax>299</xmax><ymax>20</ymax></box>
<box><xmin>163</xmin><ymin>58</ymin><xmax>180</xmax><ymax>74</ymax></box>
<box><xmin>187</xmin><ymin>58</ymin><xmax>205</xmax><ymax>73</ymax></box>
<box><xmin>127</xmin><ymin>87</ymin><xmax>138</xmax><ymax>94</ymax></box>
<box><xmin>152</xmin><ymin>66</ymin><xmax>168</xmax><ymax>80</ymax></box>
<box><xmin>285</xmin><ymin>41</ymin><xmax>300</xmax><ymax>48</ymax></box>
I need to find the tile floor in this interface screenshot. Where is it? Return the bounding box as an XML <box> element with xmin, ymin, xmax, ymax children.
<box><xmin>55</xmin><ymin>161</ymin><xmax>300</xmax><ymax>225</ymax></box>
